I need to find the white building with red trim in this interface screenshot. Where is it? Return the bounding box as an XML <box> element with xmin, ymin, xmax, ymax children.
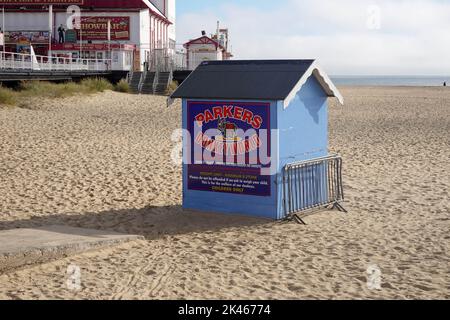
<box><xmin>0</xmin><ymin>0</ymin><xmax>176</xmax><ymax>71</ymax></box>
<box><xmin>184</xmin><ymin>32</ymin><xmax>232</xmax><ymax>71</ymax></box>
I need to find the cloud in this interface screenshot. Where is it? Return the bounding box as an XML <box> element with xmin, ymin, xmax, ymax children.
<box><xmin>177</xmin><ymin>0</ymin><xmax>450</xmax><ymax>75</ymax></box>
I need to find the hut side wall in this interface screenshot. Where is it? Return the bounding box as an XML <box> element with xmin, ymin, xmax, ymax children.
<box><xmin>276</xmin><ymin>75</ymin><xmax>329</xmax><ymax>218</ymax></box>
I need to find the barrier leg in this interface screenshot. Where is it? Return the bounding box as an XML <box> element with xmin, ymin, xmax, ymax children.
<box><xmin>331</xmin><ymin>202</ymin><xmax>348</xmax><ymax>213</ymax></box>
<box><xmin>293</xmin><ymin>214</ymin><xmax>307</xmax><ymax>225</ymax></box>
<box><xmin>284</xmin><ymin>213</ymin><xmax>307</xmax><ymax>225</ymax></box>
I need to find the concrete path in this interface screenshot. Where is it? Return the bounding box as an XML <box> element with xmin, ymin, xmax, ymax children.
<box><xmin>0</xmin><ymin>225</ymin><xmax>144</xmax><ymax>273</ymax></box>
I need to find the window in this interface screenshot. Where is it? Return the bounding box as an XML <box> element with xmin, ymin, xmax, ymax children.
<box><xmin>169</xmin><ymin>39</ymin><xmax>176</xmax><ymax>50</ymax></box>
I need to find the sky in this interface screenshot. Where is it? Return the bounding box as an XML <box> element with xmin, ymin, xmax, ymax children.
<box><xmin>176</xmin><ymin>0</ymin><xmax>450</xmax><ymax>75</ymax></box>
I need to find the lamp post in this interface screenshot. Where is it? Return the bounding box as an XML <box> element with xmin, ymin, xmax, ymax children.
<box><xmin>48</xmin><ymin>5</ymin><xmax>53</xmax><ymax>58</ymax></box>
<box><xmin>77</xmin><ymin>16</ymin><xmax>90</xmax><ymax>61</ymax></box>
<box><xmin>79</xmin><ymin>22</ymin><xmax>82</xmax><ymax>60</ymax></box>
<box><xmin>2</xmin><ymin>6</ymin><xmax>5</xmax><ymax>54</ymax></box>
<box><xmin>107</xmin><ymin>19</ymin><xmax>111</xmax><ymax>70</ymax></box>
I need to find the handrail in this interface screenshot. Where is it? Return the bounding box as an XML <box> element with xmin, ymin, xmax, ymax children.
<box><xmin>284</xmin><ymin>154</ymin><xmax>342</xmax><ymax>169</ymax></box>
<box><xmin>153</xmin><ymin>69</ymin><xmax>159</xmax><ymax>94</ymax></box>
<box><xmin>0</xmin><ymin>51</ymin><xmax>112</xmax><ymax>72</ymax></box>
<box><xmin>138</xmin><ymin>68</ymin><xmax>147</xmax><ymax>93</ymax></box>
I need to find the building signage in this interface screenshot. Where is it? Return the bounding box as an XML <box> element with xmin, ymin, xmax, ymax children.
<box><xmin>5</xmin><ymin>31</ymin><xmax>49</xmax><ymax>44</ymax></box>
<box><xmin>65</xmin><ymin>30</ymin><xmax>77</xmax><ymax>43</ymax></box>
<box><xmin>76</xmin><ymin>17</ymin><xmax>130</xmax><ymax>41</ymax></box>
<box><xmin>51</xmin><ymin>43</ymin><xmax>136</xmax><ymax>51</ymax></box>
<box><xmin>0</xmin><ymin>0</ymin><xmax>84</xmax><ymax>4</ymax></box>
<box><xmin>17</xmin><ymin>43</ymin><xmax>31</xmax><ymax>54</ymax></box>
<box><xmin>187</xmin><ymin>101</ymin><xmax>272</xmax><ymax>197</ymax></box>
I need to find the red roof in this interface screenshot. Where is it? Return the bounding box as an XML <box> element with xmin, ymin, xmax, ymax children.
<box><xmin>82</xmin><ymin>0</ymin><xmax>170</xmax><ymax>23</ymax></box>
<box><xmin>184</xmin><ymin>36</ymin><xmax>223</xmax><ymax>50</ymax></box>
<box><xmin>1</xmin><ymin>0</ymin><xmax>171</xmax><ymax>24</ymax></box>
<box><xmin>82</xmin><ymin>0</ymin><xmax>147</xmax><ymax>9</ymax></box>
<box><xmin>0</xmin><ymin>0</ymin><xmax>147</xmax><ymax>9</ymax></box>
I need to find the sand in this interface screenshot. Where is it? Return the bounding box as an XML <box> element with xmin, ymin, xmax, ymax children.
<box><xmin>0</xmin><ymin>87</ymin><xmax>448</xmax><ymax>299</ymax></box>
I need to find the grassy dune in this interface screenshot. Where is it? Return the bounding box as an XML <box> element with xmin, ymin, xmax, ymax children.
<box><xmin>0</xmin><ymin>78</ymin><xmax>129</xmax><ymax>107</ymax></box>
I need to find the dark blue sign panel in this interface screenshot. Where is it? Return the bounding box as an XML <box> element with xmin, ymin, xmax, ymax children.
<box><xmin>187</xmin><ymin>101</ymin><xmax>271</xmax><ymax>197</ymax></box>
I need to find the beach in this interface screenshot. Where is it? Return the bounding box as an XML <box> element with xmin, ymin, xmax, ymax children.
<box><xmin>0</xmin><ymin>86</ymin><xmax>449</xmax><ymax>299</ymax></box>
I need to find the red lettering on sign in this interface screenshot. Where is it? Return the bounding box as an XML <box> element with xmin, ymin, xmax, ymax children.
<box><xmin>252</xmin><ymin>115</ymin><xmax>263</xmax><ymax>129</ymax></box>
<box><xmin>223</xmin><ymin>106</ymin><xmax>233</xmax><ymax>118</ymax></box>
<box><xmin>242</xmin><ymin>110</ymin><xmax>253</xmax><ymax>125</ymax></box>
<box><xmin>204</xmin><ymin>110</ymin><xmax>214</xmax><ymax>123</ymax></box>
<box><xmin>212</xmin><ymin>107</ymin><xmax>223</xmax><ymax>120</ymax></box>
<box><xmin>195</xmin><ymin>114</ymin><xmax>205</xmax><ymax>127</ymax></box>
<box><xmin>194</xmin><ymin>105</ymin><xmax>264</xmax><ymax>130</ymax></box>
<box><xmin>233</xmin><ymin>107</ymin><xmax>243</xmax><ymax>120</ymax></box>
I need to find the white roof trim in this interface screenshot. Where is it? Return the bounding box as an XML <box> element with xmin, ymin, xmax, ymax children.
<box><xmin>283</xmin><ymin>61</ymin><xmax>344</xmax><ymax>109</ymax></box>
<box><xmin>143</xmin><ymin>0</ymin><xmax>166</xmax><ymax>18</ymax></box>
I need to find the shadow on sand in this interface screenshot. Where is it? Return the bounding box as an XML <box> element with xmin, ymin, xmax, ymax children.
<box><xmin>0</xmin><ymin>206</ymin><xmax>273</xmax><ymax>240</ymax></box>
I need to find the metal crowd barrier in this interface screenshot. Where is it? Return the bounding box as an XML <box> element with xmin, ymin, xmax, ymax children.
<box><xmin>282</xmin><ymin>154</ymin><xmax>347</xmax><ymax>224</ymax></box>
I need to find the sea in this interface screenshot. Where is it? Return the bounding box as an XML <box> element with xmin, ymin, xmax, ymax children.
<box><xmin>330</xmin><ymin>76</ymin><xmax>449</xmax><ymax>87</ymax></box>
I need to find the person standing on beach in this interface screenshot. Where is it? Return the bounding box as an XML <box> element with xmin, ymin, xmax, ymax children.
<box><xmin>444</xmin><ymin>82</ymin><xmax>447</xmax><ymax>87</ymax></box>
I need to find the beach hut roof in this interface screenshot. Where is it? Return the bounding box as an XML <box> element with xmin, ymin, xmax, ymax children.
<box><xmin>170</xmin><ymin>60</ymin><xmax>344</xmax><ymax>107</ymax></box>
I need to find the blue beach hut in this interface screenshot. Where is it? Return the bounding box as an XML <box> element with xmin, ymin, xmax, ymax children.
<box><xmin>170</xmin><ymin>60</ymin><xmax>345</xmax><ymax>221</ymax></box>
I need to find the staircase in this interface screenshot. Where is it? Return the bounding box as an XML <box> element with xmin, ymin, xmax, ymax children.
<box><xmin>127</xmin><ymin>70</ymin><xmax>171</xmax><ymax>95</ymax></box>
<box><xmin>140</xmin><ymin>72</ymin><xmax>156</xmax><ymax>94</ymax></box>
<box><xmin>153</xmin><ymin>72</ymin><xmax>172</xmax><ymax>95</ymax></box>
<box><xmin>129</xmin><ymin>71</ymin><xmax>143</xmax><ymax>94</ymax></box>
